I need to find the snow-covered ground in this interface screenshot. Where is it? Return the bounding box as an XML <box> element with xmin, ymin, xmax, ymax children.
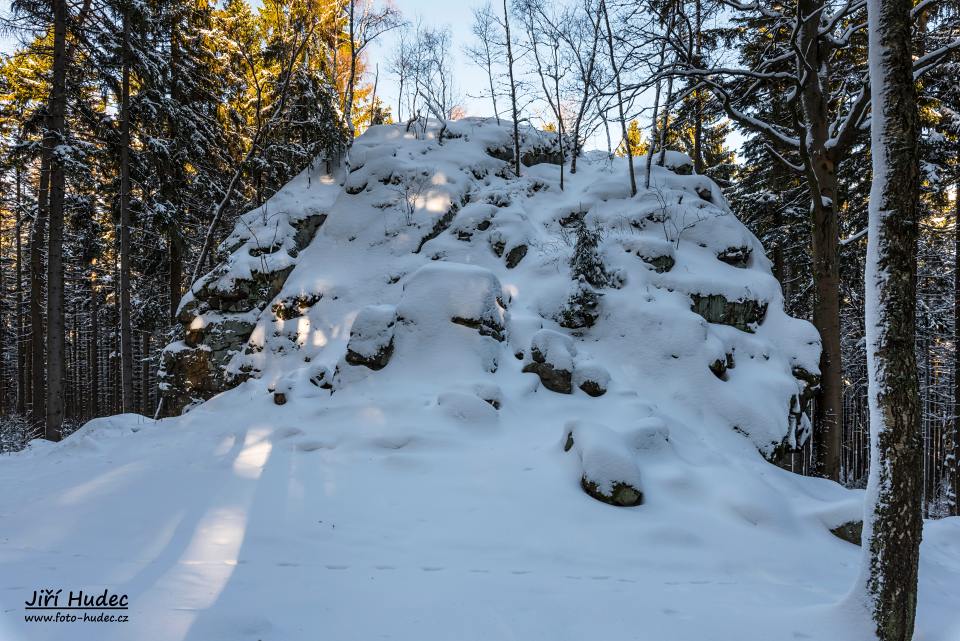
<box><xmin>2</xmin><ymin>119</ymin><xmax>958</xmax><ymax>641</ymax></box>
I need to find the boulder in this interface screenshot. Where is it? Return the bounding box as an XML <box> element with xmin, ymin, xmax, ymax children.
<box><xmin>522</xmin><ymin>330</ymin><xmax>577</xmax><ymax>394</ymax></box>
<box><xmin>345</xmin><ymin>305</ymin><xmax>397</xmax><ymax>371</ymax></box>
<box><xmin>574</xmin><ymin>361</ymin><xmax>610</xmax><ymax>397</ymax></box>
<box><xmin>563</xmin><ymin>421</ymin><xmax>644</xmax><ymax>507</ymax></box>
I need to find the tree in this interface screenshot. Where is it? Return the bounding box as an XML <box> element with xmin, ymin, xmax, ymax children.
<box><xmin>859</xmin><ymin>0</ymin><xmax>923</xmax><ymax>635</ymax></box>
<box><xmin>342</xmin><ymin>0</ymin><xmax>402</xmax><ymax>140</ymax></box>
<box><xmin>502</xmin><ymin>0</ymin><xmax>521</xmax><ymax>176</ymax></box>
<box><xmin>465</xmin><ymin>2</ymin><xmax>503</xmax><ymax>125</ymax></box>
<box><xmin>44</xmin><ymin>0</ymin><xmax>68</xmax><ymax>441</ymax></box>
<box><xmin>600</xmin><ymin>0</ymin><xmax>636</xmax><ymax>196</ymax></box>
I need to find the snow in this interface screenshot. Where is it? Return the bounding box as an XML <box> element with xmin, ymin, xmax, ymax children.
<box><xmin>1</xmin><ymin>118</ymin><xmax>958</xmax><ymax>641</ymax></box>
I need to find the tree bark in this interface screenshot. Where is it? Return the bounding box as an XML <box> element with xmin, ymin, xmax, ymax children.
<box><xmin>31</xmin><ymin>130</ymin><xmax>49</xmax><ymax>431</ymax></box>
<box><xmin>797</xmin><ymin>0</ymin><xmax>843</xmax><ymax>480</ymax></box>
<box><xmin>692</xmin><ymin>0</ymin><xmax>703</xmax><ymax>174</ymax></box>
<box><xmin>860</xmin><ymin>0</ymin><xmax>923</xmax><ymax>635</ymax></box>
<box><xmin>141</xmin><ymin>332</ymin><xmax>151</xmax><ymax>415</ymax></box>
<box><xmin>119</xmin><ymin>2</ymin><xmax>135</xmax><ymax>413</ymax></box>
<box><xmin>88</xmin><ymin>275</ymin><xmax>99</xmax><ymax>418</ymax></box>
<box><xmin>167</xmin><ymin>9</ymin><xmax>184</xmax><ymax>324</ymax></box>
<box><xmin>952</xmin><ymin>178</ymin><xmax>960</xmax><ymax>516</ymax></box>
<box><xmin>15</xmin><ymin>163</ymin><xmax>25</xmax><ymax>415</ymax></box>
<box><xmin>45</xmin><ymin>0</ymin><xmax>69</xmax><ymax>441</ymax></box>
<box><xmin>503</xmin><ymin>0</ymin><xmax>521</xmax><ymax>177</ymax></box>
<box><xmin>601</xmin><ymin>0</ymin><xmax>636</xmax><ymax>196</ymax></box>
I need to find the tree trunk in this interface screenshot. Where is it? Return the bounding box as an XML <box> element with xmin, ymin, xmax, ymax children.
<box><xmin>952</xmin><ymin>178</ymin><xmax>960</xmax><ymax>516</ymax></box>
<box><xmin>503</xmin><ymin>0</ymin><xmax>521</xmax><ymax>177</ymax></box>
<box><xmin>860</xmin><ymin>0</ymin><xmax>922</xmax><ymax>635</ymax></box>
<box><xmin>15</xmin><ymin>164</ymin><xmax>25</xmax><ymax>415</ymax></box>
<box><xmin>345</xmin><ymin>0</ymin><xmax>356</xmax><ymax>139</ymax></box>
<box><xmin>0</xmin><ymin>189</ymin><xmax>6</xmax><ymax>415</ymax></box>
<box><xmin>45</xmin><ymin>0</ymin><xmax>69</xmax><ymax>441</ymax></box>
<box><xmin>797</xmin><ymin>0</ymin><xmax>843</xmax><ymax>480</ymax></box>
<box><xmin>167</xmin><ymin>10</ymin><xmax>184</xmax><ymax>324</ymax></box>
<box><xmin>692</xmin><ymin>0</ymin><xmax>703</xmax><ymax>174</ymax></box>
<box><xmin>119</xmin><ymin>3</ymin><xmax>135</xmax><ymax>413</ymax></box>
<box><xmin>141</xmin><ymin>332</ymin><xmax>151</xmax><ymax>415</ymax></box>
<box><xmin>810</xmin><ymin>180</ymin><xmax>844</xmax><ymax>481</ymax></box>
<box><xmin>31</xmin><ymin>132</ymin><xmax>49</xmax><ymax>431</ymax></box>
<box><xmin>601</xmin><ymin>0</ymin><xmax>636</xmax><ymax>196</ymax></box>
<box><xmin>88</xmin><ymin>275</ymin><xmax>99</xmax><ymax>419</ymax></box>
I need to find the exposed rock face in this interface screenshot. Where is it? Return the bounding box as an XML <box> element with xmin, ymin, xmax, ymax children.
<box><xmin>717</xmin><ymin>246</ymin><xmax>752</xmax><ymax>268</ymax></box>
<box><xmin>485</xmin><ymin>132</ymin><xmax>566</xmax><ymax>167</ymax></box>
<box><xmin>158</xmin><ymin>205</ymin><xmax>328</xmax><ymax>416</ymax></box>
<box><xmin>830</xmin><ymin>520</ymin><xmax>863</xmax><ymax>545</ymax></box>
<box><xmin>690</xmin><ymin>293</ymin><xmax>768</xmax><ymax>332</ymax></box>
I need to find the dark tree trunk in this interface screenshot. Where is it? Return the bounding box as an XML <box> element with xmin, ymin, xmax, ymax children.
<box><xmin>692</xmin><ymin>0</ymin><xmax>703</xmax><ymax>175</ymax></box>
<box><xmin>15</xmin><ymin>164</ymin><xmax>26</xmax><ymax>415</ymax></box>
<box><xmin>119</xmin><ymin>3</ymin><xmax>135</xmax><ymax>413</ymax></box>
<box><xmin>88</xmin><ymin>276</ymin><xmax>99</xmax><ymax>418</ymax></box>
<box><xmin>503</xmin><ymin>0</ymin><xmax>521</xmax><ymax>177</ymax></box>
<box><xmin>45</xmin><ymin>0</ymin><xmax>69</xmax><ymax>441</ymax></box>
<box><xmin>797</xmin><ymin>0</ymin><xmax>843</xmax><ymax>480</ymax></box>
<box><xmin>30</xmin><ymin>141</ymin><xmax>49</xmax><ymax>430</ymax></box>
<box><xmin>953</xmin><ymin>179</ymin><xmax>960</xmax><ymax>516</ymax></box>
<box><xmin>810</xmin><ymin>181</ymin><xmax>843</xmax><ymax>481</ymax></box>
<box><xmin>861</xmin><ymin>0</ymin><xmax>922</xmax><ymax>636</ymax></box>
<box><xmin>601</xmin><ymin>0</ymin><xmax>636</xmax><ymax>197</ymax></box>
<box><xmin>166</xmin><ymin>12</ymin><xmax>184</xmax><ymax>324</ymax></box>
<box><xmin>141</xmin><ymin>332</ymin><xmax>151</xmax><ymax>415</ymax></box>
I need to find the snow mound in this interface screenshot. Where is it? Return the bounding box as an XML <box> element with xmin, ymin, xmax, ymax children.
<box><xmin>4</xmin><ymin>119</ymin><xmax>958</xmax><ymax>641</ymax></box>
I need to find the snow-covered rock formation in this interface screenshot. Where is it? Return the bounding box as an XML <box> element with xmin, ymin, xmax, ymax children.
<box><xmin>6</xmin><ymin>119</ymin><xmax>958</xmax><ymax>641</ymax></box>
<box><xmin>161</xmin><ymin>118</ymin><xmax>820</xmax><ymax>464</ymax></box>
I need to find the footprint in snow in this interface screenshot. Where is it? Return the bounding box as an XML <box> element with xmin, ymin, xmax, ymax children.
<box><xmin>296</xmin><ymin>440</ymin><xmax>335</xmax><ymax>452</ymax></box>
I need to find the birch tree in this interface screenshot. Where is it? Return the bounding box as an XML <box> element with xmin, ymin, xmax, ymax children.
<box><xmin>859</xmin><ymin>0</ymin><xmax>923</xmax><ymax>634</ymax></box>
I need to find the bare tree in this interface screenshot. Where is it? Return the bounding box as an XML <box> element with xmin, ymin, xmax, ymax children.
<box><xmin>553</xmin><ymin>0</ymin><xmax>604</xmax><ymax>174</ymax></box>
<box><xmin>388</xmin><ymin>28</ymin><xmax>416</xmax><ymax>122</ymax></box>
<box><xmin>519</xmin><ymin>0</ymin><xmax>571</xmax><ymax>189</ymax></box>
<box><xmin>600</xmin><ymin>0</ymin><xmax>637</xmax><ymax>196</ymax></box>
<box><xmin>410</xmin><ymin>25</ymin><xmax>460</xmax><ymax>140</ymax></box>
<box><xmin>502</xmin><ymin>0</ymin><xmax>522</xmax><ymax>176</ymax></box>
<box><xmin>465</xmin><ymin>2</ymin><xmax>503</xmax><ymax>125</ymax></box>
<box><xmin>343</xmin><ymin>0</ymin><xmax>403</xmax><ymax>139</ymax></box>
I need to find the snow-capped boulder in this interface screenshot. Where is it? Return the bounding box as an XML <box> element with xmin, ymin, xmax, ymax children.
<box><xmin>573</xmin><ymin>360</ymin><xmax>610</xmax><ymax>397</ymax></box>
<box><xmin>523</xmin><ymin>329</ymin><xmax>577</xmax><ymax>394</ymax></box>
<box><xmin>345</xmin><ymin>305</ymin><xmax>397</xmax><ymax>371</ymax></box>
<box><xmin>564</xmin><ymin>420</ymin><xmax>644</xmax><ymax>507</ymax></box>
